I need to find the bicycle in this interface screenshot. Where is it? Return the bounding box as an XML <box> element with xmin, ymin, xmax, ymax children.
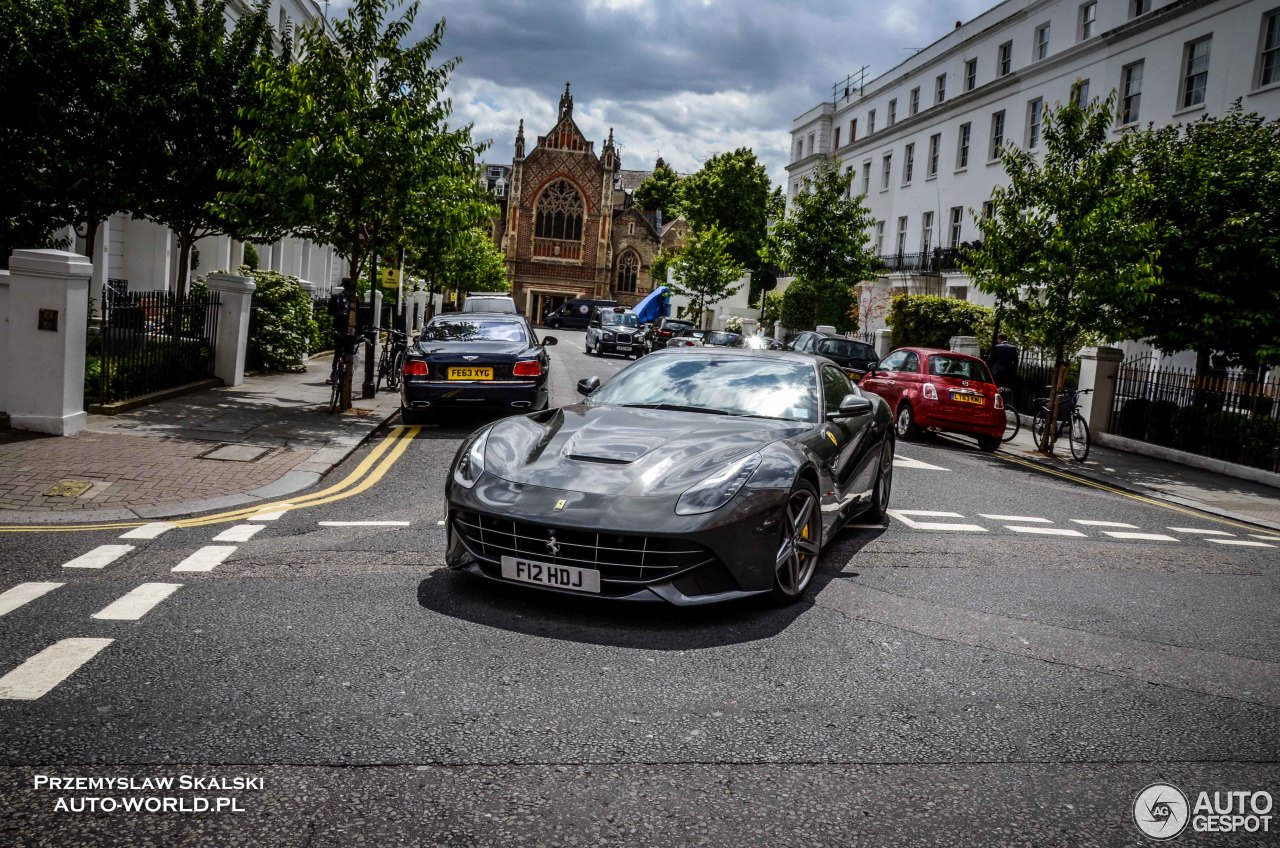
<box><xmin>328</xmin><ymin>330</ymin><xmax>365</xmax><ymax>413</ymax></box>
<box><xmin>377</xmin><ymin>328</ymin><xmax>409</xmax><ymax>392</ymax></box>
<box><xmin>1031</xmin><ymin>386</ymin><xmax>1092</xmax><ymax>462</ymax></box>
<box><xmin>998</xmin><ymin>387</ymin><xmax>1020</xmax><ymax>443</ymax></box>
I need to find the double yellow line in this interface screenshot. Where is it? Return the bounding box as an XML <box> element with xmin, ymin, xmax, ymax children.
<box><xmin>0</xmin><ymin>425</ymin><xmax>420</xmax><ymax>534</ymax></box>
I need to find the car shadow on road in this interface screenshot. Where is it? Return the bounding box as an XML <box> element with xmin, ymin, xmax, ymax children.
<box><xmin>414</xmin><ymin>555</ymin><xmax>857</xmax><ymax>651</ymax></box>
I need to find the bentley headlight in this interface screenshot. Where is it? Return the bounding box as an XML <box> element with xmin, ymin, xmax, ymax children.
<box><xmin>452</xmin><ymin>429</ymin><xmax>490</xmax><ymax>489</ymax></box>
<box><xmin>675</xmin><ymin>453</ymin><xmax>762</xmax><ymax>515</ymax></box>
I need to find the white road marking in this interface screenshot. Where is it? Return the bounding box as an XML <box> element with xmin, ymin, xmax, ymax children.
<box><xmin>62</xmin><ymin>545</ymin><xmax>134</xmax><ymax>570</ymax></box>
<box><xmin>1167</xmin><ymin>527</ymin><xmax>1234</xmax><ymax>536</ymax></box>
<box><xmin>436</xmin><ymin>520</ymin><xmax>446</xmax><ymax>526</ymax></box>
<box><xmin>91</xmin><ymin>583</ymin><xmax>182</xmax><ymax>621</ymax></box>
<box><xmin>249</xmin><ymin>505</ymin><xmax>292</xmax><ymax>521</ymax></box>
<box><xmin>1249</xmin><ymin>534</ymin><xmax>1280</xmax><ymax>541</ymax></box>
<box><xmin>0</xmin><ymin>583</ymin><xmax>63</xmax><ymax>618</ymax></box>
<box><xmin>119</xmin><ymin>522</ymin><xmax>175</xmax><ymax>540</ymax></box>
<box><xmin>0</xmin><ymin>638</ymin><xmax>114</xmax><ymax>700</ymax></box>
<box><xmin>172</xmin><ymin>546</ymin><xmax>236</xmax><ymax>573</ymax></box>
<box><xmin>892</xmin><ymin>455</ymin><xmax>949</xmax><ymax>471</ymax></box>
<box><xmin>1006</xmin><ymin>526</ymin><xmax>1087</xmax><ymax>537</ymax></box>
<box><xmin>847</xmin><ymin>524</ymin><xmax>887</xmax><ymax>530</ymax></box>
<box><xmin>981</xmin><ymin>514</ymin><xmax>1051</xmax><ymax>523</ymax></box>
<box><xmin>212</xmin><ymin>524</ymin><xmax>265</xmax><ymax>542</ymax></box>
<box><xmin>1102</xmin><ymin>531</ymin><xmax>1179</xmax><ymax>542</ymax></box>
<box><xmin>1071</xmin><ymin>520</ymin><xmax>1138</xmax><ymax>528</ymax></box>
<box><xmin>317</xmin><ymin>521</ymin><xmax>412</xmax><ymax>527</ymax></box>
<box><xmin>1208</xmin><ymin>539</ymin><xmax>1275</xmax><ymax>548</ymax></box>
<box><xmin>887</xmin><ymin>510</ymin><xmax>987</xmax><ymax>532</ymax></box>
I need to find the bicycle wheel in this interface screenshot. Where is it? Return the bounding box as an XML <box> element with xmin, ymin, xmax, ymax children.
<box><xmin>387</xmin><ymin>350</ymin><xmax>404</xmax><ymax>391</ymax></box>
<box><xmin>1031</xmin><ymin>407</ymin><xmax>1047</xmax><ymax>443</ymax></box>
<box><xmin>1002</xmin><ymin>404</ymin><xmax>1021</xmax><ymax>443</ymax></box>
<box><xmin>329</xmin><ymin>358</ymin><xmax>345</xmax><ymax>413</ymax></box>
<box><xmin>1069</xmin><ymin>413</ymin><xmax>1090</xmax><ymax>462</ymax></box>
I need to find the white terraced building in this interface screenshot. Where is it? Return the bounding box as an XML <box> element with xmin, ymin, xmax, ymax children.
<box><xmin>72</xmin><ymin>0</ymin><xmax>342</xmax><ymax>303</ymax></box>
<box><xmin>786</xmin><ymin>0</ymin><xmax>1280</xmax><ymax>346</ymax></box>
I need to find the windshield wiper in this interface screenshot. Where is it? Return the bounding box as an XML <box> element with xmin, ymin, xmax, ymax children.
<box><xmin>621</xmin><ymin>403</ymin><xmax>728</xmax><ymax>415</ymax></box>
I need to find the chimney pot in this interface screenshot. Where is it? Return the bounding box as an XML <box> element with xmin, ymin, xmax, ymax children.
<box><xmin>955</xmin><ymin>20</ymin><xmax>962</xmax><ymax>29</ymax></box>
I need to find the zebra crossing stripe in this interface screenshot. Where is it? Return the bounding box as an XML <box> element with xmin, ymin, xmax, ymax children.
<box><xmin>1006</xmin><ymin>526</ymin><xmax>1087</xmax><ymax>537</ymax></box>
<box><xmin>1208</xmin><ymin>539</ymin><xmax>1275</xmax><ymax>548</ymax></box>
<box><xmin>172</xmin><ymin>546</ymin><xmax>236</xmax><ymax>573</ymax></box>
<box><xmin>0</xmin><ymin>583</ymin><xmax>63</xmax><ymax>618</ymax></box>
<box><xmin>1072</xmin><ymin>520</ymin><xmax>1138</xmax><ymax>528</ymax></box>
<box><xmin>1103</xmin><ymin>531</ymin><xmax>1178</xmax><ymax>542</ymax></box>
<box><xmin>981</xmin><ymin>515</ymin><xmax>1052</xmax><ymax>523</ymax></box>
<box><xmin>213</xmin><ymin>524</ymin><xmax>264</xmax><ymax>543</ymax></box>
<box><xmin>887</xmin><ymin>510</ymin><xmax>986</xmax><ymax>532</ymax></box>
<box><xmin>119</xmin><ymin>522</ymin><xmax>175</xmax><ymax>540</ymax></box>
<box><xmin>0</xmin><ymin>638</ymin><xmax>114</xmax><ymax>700</ymax></box>
<box><xmin>1168</xmin><ymin>527</ymin><xmax>1234</xmax><ymax>536</ymax></box>
<box><xmin>62</xmin><ymin>545</ymin><xmax>134</xmax><ymax>570</ymax></box>
<box><xmin>91</xmin><ymin>583</ymin><xmax>183</xmax><ymax>621</ymax></box>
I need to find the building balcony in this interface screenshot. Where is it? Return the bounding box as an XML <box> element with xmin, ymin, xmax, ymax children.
<box><xmin>875</xmin><ymin>248</ymin><xmax>964</xmax><ymax>275</ymax></box>
<box><xmin>533</xmin><ymin>238</ymin><xmax>582</xmax><ymax>261</ymax></box>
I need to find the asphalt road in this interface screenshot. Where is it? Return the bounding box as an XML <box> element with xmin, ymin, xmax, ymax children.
<box><xmin>1</xmin><ymin>330</ymin><xmax>1277</xmax><ymax>847</ymax></box>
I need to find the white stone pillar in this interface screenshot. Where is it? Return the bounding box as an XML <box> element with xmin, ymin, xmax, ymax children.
<box><xmin>1076</xmin><ymin>346</ymin><xmax>1125</xmax><ymax>434</ymax></box>
<box><xmin>874</xmin><ymin>328</ymin><xmax>893</xmax><ymax>358</ymax></box>
<box><xmin>949</xmin><ymin>335</ymin><xmax>980</xmax><ymax>357</ymax></box>
<box><xmin>0</xmin><ymin>270</ymin><xmax>10</xmax><ymax>413</ymax></box>
<box><xmin>6</xmin><ymin>250</ymin><xmax>93</xmax><ymax>435</ymax></box>
<box><xmin>206</xmin><ymin>272</ymin><xmax>256</xmax><ymax>388</ymax></box>
<box><xmin>229</xmin><ymin>240</ymin><xmax>245</xmax><ymax>271</ymax></box>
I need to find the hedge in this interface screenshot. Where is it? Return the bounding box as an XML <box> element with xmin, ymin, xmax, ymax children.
<box><xmin>887</xmin><ymin>293</ymin><xmax>994</xmax><ymax>350</ymax></box>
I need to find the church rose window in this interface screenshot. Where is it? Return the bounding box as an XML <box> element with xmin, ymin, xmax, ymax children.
<box><xmin>535</xmin><ymin>180</ymin><xmax>584</xmax><ymax>242</ymax></box>
<box><xmin>616</xmin><ymin>250</ymin><xmax>639</xmax><ymax>293</ymax></box>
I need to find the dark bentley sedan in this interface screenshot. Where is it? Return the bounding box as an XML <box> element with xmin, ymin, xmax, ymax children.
<box><xmin>399</xmin><ymin>314</ymin><xmax>557</xmax><ymax>425</ymax></box>
<box><xmin>444</xmin><ymin>349</ymin><xmax>895</xmax><ymax>605</ymax></box>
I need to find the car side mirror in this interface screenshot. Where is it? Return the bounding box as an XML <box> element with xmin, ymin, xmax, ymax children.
<box><xmin>577</xmin><ymin>376</ymin><xmax>601</xmax><ymax>396</ymax></box>
<box><xmin>542</xmin><ymin>336</ymin><xmax>558</xmax><ymax>346</ymax></box>
<box><xmin>828</xmin><ymin>393</ymin><xmax>872</xmax><ymax>420</ymax></box>
<box><xmin>867</xmin><ymin>360</ymin><xmax>880</xmax><ymax>373</ymax></box>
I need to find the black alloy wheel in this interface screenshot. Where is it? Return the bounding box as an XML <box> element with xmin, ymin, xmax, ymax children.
<box><xmin>771</xmin><ymin>479</ymin><xmax>821</xmax><ymax>604</ymax></box>
<box><xmin>869</xmin><ymin>438</ymin><xmax>894</xmax><ymax>522</ymax></box>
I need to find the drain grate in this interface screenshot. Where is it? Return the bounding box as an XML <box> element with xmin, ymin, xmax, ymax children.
<box><xmin>43</xmin><ymin>480</ymin><xmax>93</xmax><ymax>497</ymax></box>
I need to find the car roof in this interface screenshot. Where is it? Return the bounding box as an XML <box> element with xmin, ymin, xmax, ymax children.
<box><xmin>892</xmin><ymin>346</ymin><xmax>985</xmax><ymax>362</ymax></box>
<box><xmin>467</xmin><ymin>292</ymin><xmax>512</xmax><ymax>297</ymax></box>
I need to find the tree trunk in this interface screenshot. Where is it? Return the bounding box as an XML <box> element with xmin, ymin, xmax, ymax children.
<box><xmin>340</xmin><ymin>254</ymin><xmax>362</xmax><ymax>412</ymax></box>
<box><xmin>1193</xmin><ymin>347</ymin><xmax>1212</xmax><ymax>408</ymax></box>
<box><xmin>175</xmin><ymin>235</ymin><xmax>192</xmax><ymax>298</ymax></box>
<box><xmin>80</xmin><ymin>219</ymin><xmax>103</xmax><ymax>270</ymax></box>
<box><xmin>1039</xmin><ymin>348</ymin><xmax>1067</xmax><ymax>455</ymax></box>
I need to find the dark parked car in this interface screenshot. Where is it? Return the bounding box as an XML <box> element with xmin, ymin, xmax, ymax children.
<box><xmin>641</xmin><ymin>317</ymin><xmax>697</xmax><ymax>353</ymax></box>
<box><xmin>786</xmin><ymin>331</ymin><xmax>879</xmax><ymax>382</ymax></box>
<box><xmin>444</xmin><ymin>348</ymin><xmax>896</xmax><ymax>605</ymax></box>
<box><xmin>859</xmin><ymin>347</ymin><xmax>1004</xmax><ymax>450</ymax></box>
<box><xmin>399</xmin><ymin>314</ymin><xmax>556</xmax><ymax>425</ymax></box>
<box><xmin>542</xmin><ymin>298</ymin><xmax>618</xmax><ymax>329</ymax></box>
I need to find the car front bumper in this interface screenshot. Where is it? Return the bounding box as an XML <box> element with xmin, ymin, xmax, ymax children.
<box><xmin>444</xmin><ymin>474</ymin><xmax>791</xmax><ymax>605</ymax></box>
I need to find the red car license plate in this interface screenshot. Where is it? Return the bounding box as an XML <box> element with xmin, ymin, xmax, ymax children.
<box><xmin>950</xmin><ymin>390</ymin><xmax>984</xmax><ymax>405</ymax></box>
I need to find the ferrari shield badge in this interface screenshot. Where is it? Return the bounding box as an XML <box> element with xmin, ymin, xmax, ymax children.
<box><xmin>554</xmin><ymin>499</ymin><xmax>567</xmax><ymax>510</ymax></box>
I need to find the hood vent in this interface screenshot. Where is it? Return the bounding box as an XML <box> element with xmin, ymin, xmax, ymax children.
<box><xmin>565</xmin><ymin>454</ymin><xmax>632</xmax><ymax>464</ymax></box>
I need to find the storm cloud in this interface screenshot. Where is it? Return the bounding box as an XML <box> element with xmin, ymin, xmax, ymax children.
<box><xmin>328</xmin><ymin>0</ymin><xmax>992</xmax><ymax>185</ymax></box>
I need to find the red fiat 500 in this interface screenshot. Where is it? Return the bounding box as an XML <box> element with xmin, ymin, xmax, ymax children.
<box><xmin>859</xmin><ymin>347</ymin><xmax>1005</xmax><ymax>451</ymax></box>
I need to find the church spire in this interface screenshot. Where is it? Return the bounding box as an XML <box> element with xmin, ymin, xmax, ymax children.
<box><xmin>514</xmin><ymin>118</ymin><xmax>525</xmax><ymax>159</ymax></box>
<box><xmin>558</xmin><ymin>81</ymin><xmax>573</xmax><ymax>118</ymax></box>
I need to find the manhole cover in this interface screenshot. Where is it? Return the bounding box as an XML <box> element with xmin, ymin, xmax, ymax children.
<box><xmin>200</xmin><ymin>445</ymin><xmax>270</xmax><ymax>462</ymax></box>
<box><xmin>43</xmin><ymin>480</ymin><xmax>93</xmax><ymax>497</ymax></box>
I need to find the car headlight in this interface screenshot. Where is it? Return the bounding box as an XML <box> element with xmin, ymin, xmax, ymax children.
<box><xmin>603</xmin><ymin>329</ymin><xmax>615</xmax><ymax>338</ymax></box>
<box><xmin>675</xmin><ymin>453</ymin><xmax>762</xmax><ymax>515</ymax></box>
<box><xmin>452</xmin><ymin>429</ymin><xmax>490</xmax><ymax>489</ymax></box>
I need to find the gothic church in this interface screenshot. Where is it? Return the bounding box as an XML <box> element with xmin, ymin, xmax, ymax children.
<box><xmin>502</xmin><ymin>84</ymin><xmax>687</xmax><ymax>324</ymax></box>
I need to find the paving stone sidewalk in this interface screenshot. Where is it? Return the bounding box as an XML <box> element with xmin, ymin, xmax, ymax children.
<box><xmin>0</xmin><ymin>354</ymin><xmax>401</xmax><ymax>524</ymax></box>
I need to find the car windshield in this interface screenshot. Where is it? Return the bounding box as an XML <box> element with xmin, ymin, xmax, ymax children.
<box><xmin>589</xmin><ymin>356</ymin><xmax>818</xmax><ymax>422</ymax></box>
<box><xmin>705</xmin><ymin>332</ymin><xmax>739</xmax><ymax>346</ymax></box>
<box><xmin>461</xmin><ymin>298</ymin><xmax>515</xmax><ymax>313</ymax></box>
<box><xmin>601</xmin><ymin>312</ymin><xmax>639</xmax><ymax>328</ymax></box>
<box><xmin>819</xmin><ymin>339</ymin><xmax>876</xmax><ymax>360</ymax></box>
<box><xmin>420</xmin><ymin>319</ymin><xmax>527</xmax><ymax>343</ymax></box>
<box><xmin>928</xmin><ymin>355</ymin><xmax>993</xmax><ymax>382</ymax></box>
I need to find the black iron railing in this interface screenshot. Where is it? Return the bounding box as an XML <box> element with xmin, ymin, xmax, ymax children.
<box><xmin>1109</xmin><ymin>357</ymin><xmax>1280</xmax><ymax>472</ymax></box>
<box><xmin>88</xmin><ymin>290</ymin><xmax>219</xmax><ymax>405</ymax></box>
<box><xmin>876</xmin><ymin>248</ymin><xmax>964</xmax><ymax>274</ymax></box>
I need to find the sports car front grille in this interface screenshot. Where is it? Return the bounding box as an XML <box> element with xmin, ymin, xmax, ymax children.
<box><xmin>452</xmin><ymin>509</ymin><xmax>715</xmax><ymax>585</ymax></box>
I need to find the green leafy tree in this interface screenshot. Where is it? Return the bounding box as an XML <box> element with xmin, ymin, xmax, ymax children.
<box><xmin>244</xmin><ymin>268</ymin><xmax>317</xmax><ymax>372</ymax></box>
<box><xmin>668</xmin><ymin>225</ymin><xmax>744</xmax><ymax>329</ymax></box>
<box><xmin>779</xmin><ymin>277</ymin><xmax>857</xmax><ymax>333</ymax></box>
<box><xmin>963</xmin><ymin>85</ymin><xmax>1161</xmax><ymax>453</ymax></box>
<box><xmin>223</xmin><ymin>0</ymin><xmax>484</xmax><ymax>410</ymax></box>
<box><xmin>131</xmin><ymin>0</ymin><xmax>280</xmax><ymax>295</ymax></box>
<box><xmin>1</xmin><ymin>0</ymin><xmax>143</xmax><ymax>266</ymax></box>
<box><xmin>767</xmin><ymin>160</ymin><xmax>876</xmax><ymax>330</ymax></box>
<box><xmin>424</xmin><ymin>227</ymin><xmax>508</xmax><ymax>294</ymax></box>
<box><xmin>1128</xmin><ymin>104</ymin><xmax>1280</xmax><ymax>371</ymax></box>
<box><xmin>633</xmin><ymin>159</ymin><xmax>683</xmax><ymax>222</ymax></box>
<box><xmin>649</xmin><ymin>248</ymin><xmax>676</xmax><ymax>290</ymax></box>
<box><xmin>679</xmin><ymin>148</ymin><xmax>771</xmax><ymax>276</ymax></box>
<box><xmin>886</xmin><ymin>293</ymin><xmax>994</xmax><ymax>350</ymax></box>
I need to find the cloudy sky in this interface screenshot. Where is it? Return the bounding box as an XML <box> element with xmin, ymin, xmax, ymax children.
<box><xmin>331</xmin><ymin>0</ymin><xmax>992</xmax><ymax>186</ymax></box>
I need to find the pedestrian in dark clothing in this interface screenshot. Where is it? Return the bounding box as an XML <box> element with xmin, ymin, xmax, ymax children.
<box><xmin>989</xmin><ymin>333</ymin><xmax>1019</xmax><ymax>389</ymax></box>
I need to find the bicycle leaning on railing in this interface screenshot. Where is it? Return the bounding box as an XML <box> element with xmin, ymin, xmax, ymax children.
<box><xmin>1031</xmin><ymin>386</ymin><xmax>1093</xmax><ymax>462</ymax></box>
<box><xmin>328</xmin><ymin>329</ymin><xmax>367</xmax><ymax>413</ymax></box>
<box><xmin>376</xmin><ymin>328</ymin><xmax>409</xmax><ymax>392</ymax></box>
